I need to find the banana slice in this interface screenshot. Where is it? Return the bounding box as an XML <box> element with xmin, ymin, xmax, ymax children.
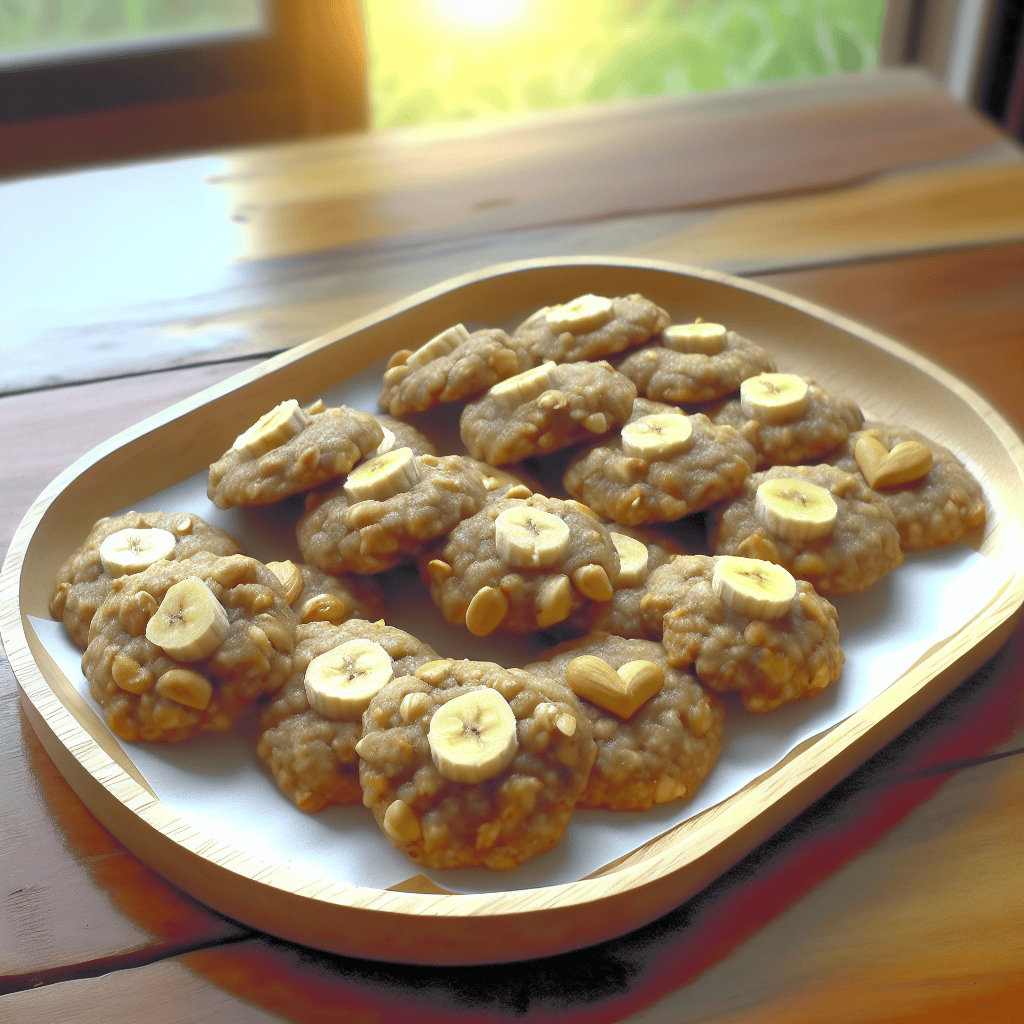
<box><xmin>303</xmin><ymin>638</ymin><xmax>394</xmax><ymax>719</ymax></box>
<box><xmin>739</xmin><ymin>373</ymin><xmax>810</xmax><ymax>425</ymax></box>
<box><xmin>620</xmin><ymin>413</ymin><xmax>693</xmax><ymax>460</ymax></box>
<box><xmin>145</xmin><ymin>577</ymin><xmax>230</xmax><ymax>661</ymax></box>
<box><xmin>99</xmin><ymin>527</ymin><xmax>176</xmax><ymax>578</ymax></box>
<box><xmin>611</xmin><ymin>532</ymin><xmax>649</xmax><ymax>586</ymax></box>
<box><xmin>755</xmin><ymin>477</ymin><xmax>838</xmax><ymax>540</ymax></box>
<box><xmin>427</xmin><ymin>688</ymin><xmax>519</xmax><ymax>784</ymax></box>
<box><xmin>488</xmin><ymin>361</ymin><xmax>560</xmax><ymax>412</ymax></box>
<box><xmin>712</xmin><ymin>556</ymin><xmax>796</xmax><ymax>620</ymax></box>
<box><xmin>545</xmin><ymin>294</ymin><xmax>615</xmax><ymax>334</ymax></box>
<box><xmin>662</xmin><ymin>321</ymin><xmax>727</xmax><ymax>355</ymax></box>
<box><xmin>374</xmin><ymin>426</ymin><xmax>398</xmax><ymax>457</ymax></box>
<box><xmin>405</xmin><ymin>323</ymin><xmax>471</xmax><ymax>372</ymax></box>
<box><xmin>494</xmin><ymin>506</ymin><xmax>570</xmax><ymax>568</ymax></box>
<box><xmin>343</xmin><ymin>447</ymin><xmax>421</xmax><ymax>503</ymax></box>
<box><xmin>232</xmin><ymin>399</ymin><xmax>310</xmax><ymax>459</ymax></box>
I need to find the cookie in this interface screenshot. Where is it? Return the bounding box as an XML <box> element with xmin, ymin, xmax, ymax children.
<box><xmin>562</xmin><ymin>411</ymin><xmax>757</xmax><ymax>525</ymax></box>
<box><xmin>640</xmin><ymin>554</ymin><xmax>844</xmax><ymax>712</ymax></box>
<box><xmin>256</xmin><ymin>619</ymin><xmax>438</xmax><ymax>813</ymax></box>
<box><xmin>709</xmin><ymin>464</ymin><xmax>904</xmax><ymax>595</ymax></box>
<box><xmin>50</xmin><ymin>510</ymin><xmax>241</xmax><ymax>649</ymax></box>
<box><xmin>459</xmin><ymin>360</ymin><xmax>636</xmax><ymax>465</ymax></box>
<box><xmin>265</xmin><ymin>559</ymin><xmax>387</xmax><ymax>625</ymax></box>
<box><xmin>356</xmin><ymin>658</ymin><xmax>596</xmax><ymax>870</ymax></box>
<box><xmin>379</xmin><ymin>325</ymin><xmax>526</xmax><ymax>416</ymax></box>
<box><xmin>616</xmin><ymin>324</ymin><xmax>776</xmax><ymax>403</ymax></box>
<box><xmin>527</xmin><ymin>633</ymin><xmax>724</xmax><ymax>810</ymax></box>
<box><xmin>512</xmin><ymin>292</ymin><xmax>670</xmax><ymax>364</ymax></box>
<box><xmin>711</xmin><ymin>373</ymin><xmax>863</xmax><ymax>466</ymax></box>
<box><xmin>373</xmin><ymin>414</ymin><xmax>437</xmax><ymax>457</ymax></box>
<box><xmin>829</xmin><ymin>423</ymin><xmax>986</xmax><ymax>551</ymax></box>
<box><xmin>297</xmin><ymin>451</ymin><xmax>489</xmax><ymax>575</ymax></box>
<box><xmin>81</xmin><ymin>553</ymin><xmax>298</xmax><ymax>742</ymax></box>
<box><xmin>208</xmin><ymin>400</ymin><xmax>384</xmax><ymax>509</ymax></box>
<box><xmin>421</xmin><ymin>493</ymin><xmax>620</xmax><ymax>635</ymax></box>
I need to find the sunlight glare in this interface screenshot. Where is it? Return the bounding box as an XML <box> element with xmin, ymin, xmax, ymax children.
<box><xmin>438</xmin><ymin>0</ymin><xmax>523</xmax><ymax>27</ymax></box>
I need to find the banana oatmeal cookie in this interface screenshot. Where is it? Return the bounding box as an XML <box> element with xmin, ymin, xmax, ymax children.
<box><xmin>640</xmin><ymin>555</ymin><xmax>844</xmax><ymax>712</ymax></box>
<box><xmin>208</xmin><ymin>400</ymin><xmax>384</xmax><ymax>509</ymax></box>
<box><xmin>265</xmin><ymin>559</ymin><xmax>387</xmax><ymax>625</ymax></box>
<box><xmin>257</xmin><ymin>619</ymin><xmax>438</xmax><ymax>813</ymax></box>
<box><xmin>420</xmin><ymin>493</ymin><xmax>620</xmax><ymax>635</ymax></box>
<box><xmin>356</xmin><ymin>657</ymin><xmax>596</xmax><ymax>870</ymax></box>
<box><xmin>616</xmin><ymin>325</ymin><xmax>776</xmax><ymax>404</ymax></box>
<box><xmin>379</xmin><ymin>325</ymin><xmax>527</xmax><ymax>417</ymax></box>
<box><xmin>50</xmin><ymin>510</ymin><xmax>241</xmax><ymax>649</ymax></box>
<box><xmin>711</xmin><ymin>375</ymin><xmax>863</xmax><ymax>466</ymax></box>
<box><xmin>459</xmin><ymin>360</ymin><xmax>637</xmax><ymax>465</ymax></box>
<box><xmin>511</xmin><ymin>292</ymin><xmax>670</xmax><ymax>364</ymax></box>
<box><xmin>828</xmin><ymin>423</ymin><xmax>986</xmax><ymax>551</ymax></box>
<box><xmin>297</xmin><ymin>451</ymin><xmax>489</xmax><ymax>575</ymax></box>
<box><xmin>527</xmin><ymin>633</ymin><xmax>724</xmax><ymax>811</ymax></box>
<box><xmin>82</xmin><ymin>553</ymin><xmax>299</xmax><ymax>742</ymax></box>
<box><xmin>709</xmin><ymin>464</ymin><xmax>903</xmax><ymax>595</ymax></box>
<box><xmin>372</xmin><ymin>414</ymin><xmax>437</xmax><ymax>457</ymax></box>
<box><xmin>562</xmin><ymin>412</ymin><xmax>757</xmax><ymax>525</ymax></box>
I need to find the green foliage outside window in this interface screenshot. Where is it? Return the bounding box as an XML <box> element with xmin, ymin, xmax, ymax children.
<box><xmin>365</xmin><ymin>0</ymin><xmax>887</xmax><ymax>130</ymax></box>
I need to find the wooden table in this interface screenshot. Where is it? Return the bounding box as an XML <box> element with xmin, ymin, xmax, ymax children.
<box><xmin>2</xmin><ymin>69</ymin><xmax>1022</xmax><ymax>1021</ymax></box>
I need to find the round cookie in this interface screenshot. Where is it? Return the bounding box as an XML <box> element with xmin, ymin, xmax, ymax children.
<box><xmin>50</xmin><ymin>510</ymin><xmax>241</xmax><ymax>650</ymax></box>
<box><xmin>616</xmin><ymin>326</ymin><xmax>776</xmax><ymax>404</ymax></box>
<box><xmin>420</xmin><ymin>493</ymin><xmax>621</xmax><ymax>635</ymax></box>
<box><xmin>356</xmin><ymin>658</ymin><xmax>596</xmax><ymax>871</ymax></box>
<box><xmin>527</xmin><ymin>633</ymin><xmax>724</xmax><ymax>811</ymax></box>
<box><xmin>711</xmin><ymin>375</ymin><xmax>863</xmax><ymax>466</ymax></box>
<box><xmin>828</xmin><ymin>423</ymin><xmax>986</xmax><ymax>551</ymax></box>
<box><xmin>82</xmin><ymin>553</ymin><xmax>299</xmax><ymax>743</ymax></box>
<box><xmin>639</xmin><ymin>554</ymin><xmax>844</xmax><ymax>712</ymax></box>
<box><xmin>562</xmin><ymin>526</ymin><xmax>687</xmax><ymax>639</ymax></box>
<box><xmin>562</xmin><ymin>412</ymin><xmax>757</xmax><ymax>525</ymax></box>
<box><xmin>459</xmin><ymin>360</ymin><xmax>637</xmax><ymax>465</ymax></box>
<box><xmin>208</xmin><ymin>400</ymin><xmax>384</xmax><ymax>509</ymax></box>
<box><xmin>379</xmin><ymin>325</ymin><xmax>526</xmax><ymax>417</ymax></box>
<box><xmin>512</xmin><ymin>292</ymin><xmax>670</xmax><ymax>364</ymax></box>
<box><xmin>709</xmin><ymin>464</ymin><xmax>904</xmax><ymax>595</ymax></box>
<box><xmin>265</xmin><ymin>559</ymin><xmax>387</xmax><ymax>625</ymax></box>
<box><xmin>297</xmin><ymin>452</ymin><xmax>489</xmax><ymax>575</ymax></box>
<box><xmin>257</xmin><ymin>619</ymin><xmax>438</xmax><ymax>813</ymax></box>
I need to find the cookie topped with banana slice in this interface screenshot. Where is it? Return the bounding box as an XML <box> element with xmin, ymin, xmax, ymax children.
<box><xmin>257</xmin><ymin>619</ymin><xmax>439</xmax><ymax>813</ymax></box>
<box><xmin>526</xmin><ymin>633</ymin><xmax>724</xmax><ymax>811</ymax></box>
<box><xmin>827</xmin><ymin>423</ymin><xmax>986</xmax><ymax>552</ymax></box>
<box><xmin>297</xmin><ymin>451</ymin><xmax>490</xmax><ymax>575</ymax></box>
<box><xmin>639</xmin><ymin>554</ymin><xmax>844</xmax><ymax>713</ymax></box>
<box><xmin>371</xmin><ymin>413</ymin><xmax>437</xmax><ymax>458</ymax></box>
<box><xmin>378</xmin><ymin>324</ymin><xmax>529</xmax><ymax>417</ymax></box>
<box><xmin>459</xmin><ymin>360</ymin><xmax>637</xmax><ymax>465</ymax></box>
<box><xmin>420</xmin><ymin>493</ymin><xmax>620</xmax><ymax>635</ymax></box>
<box><xmin>356</xmin><ymin>657</ymin><xmax>596</xmax><ymax>871</ymax></box>
<box><xmin>616</xmin><ymin>320</ymin><xmax>776</xmax><ymax>404</ymax></box>
<box><xmin>709</xmin><ymin>463</ymin><xmax>903</xmax><ymax>595</ymax></box>
<box><xmin>207</xmin><ymin>399</ymin><xmax>384</xmax><ymax>509</ymax></box>
<box><xmin>710</xmin><ymin>373</ymin><xmax>863</xmax><ymax>466</ymax></box>
<box><xmin>511</xmin><ymin>292</ymin><xmax>670</xmax><ymax>365</ymax></box>
<box><xmin>50</xmin><ymin>510</ymin><xmax>241</xmax><ymax>649</ymax></box>
<box><xmin>562</xmin><ymin>410</ymin><xmax>757</xmax><ymax>525</ymax></box>
<box><xmin>81</xmin><ymin>553</ymin><xmax>299</xmax><ymax>743</ymax></box>
<box><xmin>265</xmin><ymin>559</ymin><xmax>387</xmax><ymax>626</ymax></box>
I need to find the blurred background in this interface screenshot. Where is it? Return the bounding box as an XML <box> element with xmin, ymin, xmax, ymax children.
<box><xmin>1</xmin><ymin>0</ymin><xmax>1021</xmax><ymax>179</ymax></box>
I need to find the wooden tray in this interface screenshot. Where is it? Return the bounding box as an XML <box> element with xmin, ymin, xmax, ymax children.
<box><xmin>3</xmin><ymin>257</ymin><xmax>1023</xmax><ymax>965</ymax></box>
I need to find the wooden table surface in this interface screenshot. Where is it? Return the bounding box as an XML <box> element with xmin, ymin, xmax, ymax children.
<box><xmin>1</xmin><ymin>69</ymin><xmax>1022</xmax><ymax>1022</ymax></box>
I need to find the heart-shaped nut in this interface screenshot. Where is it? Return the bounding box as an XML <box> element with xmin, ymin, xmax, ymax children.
<box><xmin>855</xmin><ymin>433</ymin><xmax>933</xmax><ymax>489</ymax></box>
<box><xmin>565</xmin><ymin>655</ymin><xmax>665</xmax><ymax>718</ymax></box>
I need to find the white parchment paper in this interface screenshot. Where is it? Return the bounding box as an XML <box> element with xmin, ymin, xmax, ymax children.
<box><xmin>28</xmin><ymin>360</ymin><xmax>1009</xmax><ymax>895</ymax></box>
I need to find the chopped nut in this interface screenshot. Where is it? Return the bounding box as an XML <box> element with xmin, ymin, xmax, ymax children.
<box><xmin>383</xmin><ymin>799</ymin><xmax>422</xmax><ymax>843</ymax></box>
<box><xmin>465</xmin><ymin>586</ymin><xmax>509</xmax><ymax>636</ymax></box>
<box><xmin>155</xmin><ymin>668</ymin><xmax>212</xmax><ymax>710</ymax></box>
